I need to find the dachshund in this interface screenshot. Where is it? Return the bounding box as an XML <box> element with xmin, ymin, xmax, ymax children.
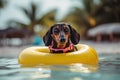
<box><xmin>43</xmin><ymin>23</ymin><xmax>80</xmax><ymax>53</ymax></box>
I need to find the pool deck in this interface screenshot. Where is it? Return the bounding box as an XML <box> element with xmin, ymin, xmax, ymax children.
<box><xmin>81</xmin><ymin>41</ymin><xmax>120</xmax><ymax>54</ymax></box>
<box><xmin>0</xmin><ymin>41</ymin><xmax>120</xmax><ymax>57</ymax></box>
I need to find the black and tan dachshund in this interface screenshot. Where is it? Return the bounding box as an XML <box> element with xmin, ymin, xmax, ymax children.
<box><xmin>43</xmin><ymin>23</ymin><xmax>80</xmax><ymax>53</ymax></box>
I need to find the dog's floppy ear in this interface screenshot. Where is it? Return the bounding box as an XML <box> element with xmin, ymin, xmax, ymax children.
<box><xmin>68</xmin><ymin>25</ymin><xmax>80</xmax><ymax>44</ymax></box>
<box><xmin>43</xmin><ymin>27</ymin><xmax>53</xmax><ymax>46</ymax></box>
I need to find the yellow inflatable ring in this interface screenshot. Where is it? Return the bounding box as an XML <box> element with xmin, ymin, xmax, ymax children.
<box><xmin>18</xmin><ymin>44</ymin><xmax>98</xmax><ymax>65</ymax></box>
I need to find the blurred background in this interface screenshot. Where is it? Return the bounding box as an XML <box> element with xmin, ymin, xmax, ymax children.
<box><xmin>0</xmin><ymin>1</ymin><xmax>120</xmax><ymax>79</ymax></box>
<box><xmin>0</xmin><ymin>0</ymin><xmax>120</xmax><ymax>47</ymax></box>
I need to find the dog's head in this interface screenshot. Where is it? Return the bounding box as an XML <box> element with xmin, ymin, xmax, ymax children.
<box><xmin>43</xmin><ymin>23</ymin><xmax>80</xmax><ymax>47</ymax></box>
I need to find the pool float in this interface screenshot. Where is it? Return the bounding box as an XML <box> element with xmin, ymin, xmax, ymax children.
<box><xmin>18</xmin><ymin>44</ymin><xmax>98</xmax><ymax>65</ymax></box>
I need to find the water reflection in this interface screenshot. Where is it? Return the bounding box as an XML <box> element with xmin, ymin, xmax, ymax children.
<box><xmin>99</xmin><ymin>54</ymin><xmax>120</xmax><ymax>73</ymax></box>
<box><xmin>0</xmin><ymin>54</ymin><xmax>120</xmax><ymax>80</ymax></box>
<box><xmin>20</xmin><ymin>63</ymin><xmax>98</xmax><ymax>79</ymax></box>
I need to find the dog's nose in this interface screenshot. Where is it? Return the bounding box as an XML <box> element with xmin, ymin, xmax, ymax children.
<box><xmin>59</xmin><ymin>32</ymin><xmax>66</xmax><ymax>42</ymax></box>
<box><xmin>60</xmin><ymin>35</ymin><xmax>66</xmax><ymax>42</ymax></box>
<box><xmin>60</xmin><ymin>38</ymin><xmax>66</xmax><ymax>42</ymax></box>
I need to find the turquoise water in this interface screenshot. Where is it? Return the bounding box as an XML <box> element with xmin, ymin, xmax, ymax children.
<box><xmin>0</xmin><ymin>54</ymin><xmax>120</xmax><ymax>80</ymax></box>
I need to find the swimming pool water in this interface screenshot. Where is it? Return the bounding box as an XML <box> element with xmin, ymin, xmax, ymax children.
<box><xmin>0</xmin><ymin>54</ymin><xmax>120</xmax><ymax>80</ymax></box>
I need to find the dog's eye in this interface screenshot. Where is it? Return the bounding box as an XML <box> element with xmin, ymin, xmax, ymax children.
<box><xmin>54</xmin><ymin>29</ymin><xmax>59</xmax><ymax>34</ymax></box>
<box><xmin>64</xmin><ymin>28</ymin><xmax>69</xmax><ymax>33</ymax></box>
